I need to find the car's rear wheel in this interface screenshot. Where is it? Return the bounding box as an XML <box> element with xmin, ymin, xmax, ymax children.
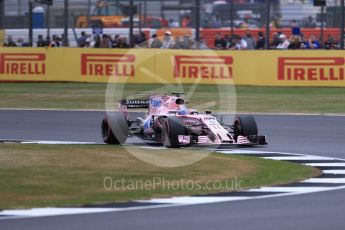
<box><xmin>101</xmin><ymin>112</ymin><xmax>129</xmax><ymax>144</ymax></box>
<box><xmin>161</xmin><ymin>116</ymin><xmax>186</xmax><ymax>148</ymax></box>
<box><xmin>233</xmin><ymin>115</ymin><xmax>258</xmax><ymax>139</ymax></box>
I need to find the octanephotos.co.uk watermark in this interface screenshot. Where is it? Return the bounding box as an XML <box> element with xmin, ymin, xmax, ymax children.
<box><xmin>103</xmin><ymin>176</ymin><xmax>242</xmax><ymax>191</ymax></box>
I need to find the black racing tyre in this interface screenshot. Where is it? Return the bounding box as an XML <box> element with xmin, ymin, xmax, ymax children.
<box><xmin>161</xmin><ymin>116</ymin><xmax>186</xmax><ymax>148</ymax></box>
<box><xmin>102</xmin><ymin>118</ymin><xmax>116</xmax><ymax>144</ymax></box>
<box><xmin>233</xmin><ymin>115</ymin><xmax>258</xmax><ymax>138</ymax></box>
<box><xmin>101</xmin><ymin>112</ymin><xmax>129</xmax><ymax>144</ymax></box>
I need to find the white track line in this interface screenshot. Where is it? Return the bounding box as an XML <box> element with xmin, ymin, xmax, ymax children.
<box><xmin>248</xmin><ymin>187</ymin><xmax>331</xmax><ymax>193</ymax></box>
<box><xmin>1</xmin><ymin>208</ymin><xmax>120</xmax><ymax>217</ymax></box>
<box><xmin>305</xmin><ymin>163</ymin><xmax>345</xmax><ymax>167</ymax></box>
<box><xmin>139</xmin><ymin>146</ymin><xmax>167</xmax><ymax>150</ymax></box>
<box><xmin>216</xmin><ymin>150</ymin><xmax>289</xmax><ymax>155</ymax></box>
<box><xmin>143</xmin><ymin>196</ymin><xmax>250</xmax><ymax>205</ymax></box>
<box><xmin>302</xmin><ymin>178</ymin><xmax>345</xmax><ymax>184</ymax></box>
<box><xmin>20</xmin><ymin>141</ymin><xmax>101</xmax><ymax>145</ymax></box>
<box><xmin>323</xmin><ymin>170</ymin><xmax>345</xmax><ymax>174</ymax></box>
<box><xmin>263</xmin><ymin>156</ymin><xmax>334</xmax><ymax>161</ymax></box>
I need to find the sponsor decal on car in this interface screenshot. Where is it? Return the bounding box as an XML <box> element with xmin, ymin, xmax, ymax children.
<box><xmin>81</xmin><ymin>54</ymin><xmax>135</xmax><ymax>77</ymax></box>
<box><xmin>278</xmin><ymin>57</ymin><xmax>345</xmax><ymax>81</ymax></box>
<box><xmin>143</xmin><ymin>118</ymin><xmax>153</xmax><ymax>130</ymax></box>
<box><xmin>0</xmin><ymin>53</ymin><xmax>46</xmax><ymax>75</ymax></box>
<box><xmin>149</xmin><ymin>99</ymin><xmax>162</xmax><ymax>108</ymax></box>
<box><xmin>173</xmin><ymin>55</ymin><xmax>233</xmax><ymax>79</ymax></box>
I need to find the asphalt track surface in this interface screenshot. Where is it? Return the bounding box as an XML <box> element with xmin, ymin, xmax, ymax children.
<box><xmin>0</xmin><ymin>110</ymin><xmax>345</xmax><ymax>230</ymax></box>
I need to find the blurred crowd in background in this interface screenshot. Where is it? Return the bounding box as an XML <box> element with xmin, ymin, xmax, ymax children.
<box><xmin>2</xmin><ymin>0</ymin><xmax>345</xmax><ymax>49</ymax></box>
<box><xmin>3</xmin><ymin>28</ymin><xmax>340</xmax><ymax>50</ymax></box>
<box><xmin>213</xmin><ymin>30</ymin><xmax>339</xmax><ymax>50</ymax></box>
<box><xmin>2</xmin><ymin>30</ymin><xmax>209</xmax><ymax>49</ymax></box>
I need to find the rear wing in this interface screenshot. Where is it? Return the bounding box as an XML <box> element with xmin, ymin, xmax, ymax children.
<box><xmin>120</xmin><ymin>99</ymin><xmax>149</xmax><ymax>109</ymax></box>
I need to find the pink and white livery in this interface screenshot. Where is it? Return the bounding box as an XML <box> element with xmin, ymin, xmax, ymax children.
<box><xmin>101</xmin><ymin>93</ymin><xmax>266</xmax><ymax>148</ymax></box>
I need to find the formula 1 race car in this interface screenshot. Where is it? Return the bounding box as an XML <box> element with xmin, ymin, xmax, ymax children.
<box><xmin>101</xmin><ymin>94</ymin><xmax>266</xmax><ymax>148</ymax></box>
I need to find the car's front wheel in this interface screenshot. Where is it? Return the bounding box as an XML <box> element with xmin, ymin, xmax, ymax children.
<box><xmin>233</xmin><ymin>115</ymin><xmax>258</xmax><ymax>139</ymax></box>
<box><xmin>161</xmin><ymin>116</ymin><xmax>186</xmax><ymax>148</ymax></box>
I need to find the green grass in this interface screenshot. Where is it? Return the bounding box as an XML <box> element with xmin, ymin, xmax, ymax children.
<box><xmin>1</xmin><ymin>83</ymin><xmax>345</xmax><ymax>114</ymax></box>
<box><xmin>0</xmin><ymin>144</ymin><xmax>320</xmax><ymax>209</ymax></box>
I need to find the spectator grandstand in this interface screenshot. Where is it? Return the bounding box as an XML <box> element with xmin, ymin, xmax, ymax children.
<box><xmin>0</xmin><ymin>0</ymin><xmax>344</xmax><ymax>49</ymax></box>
